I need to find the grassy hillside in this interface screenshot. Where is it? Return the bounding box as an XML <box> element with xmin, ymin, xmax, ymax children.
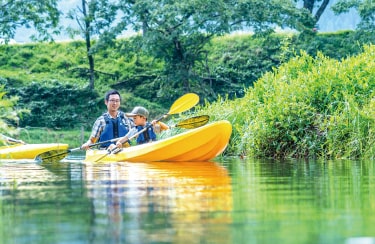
<box><xmin>0</xmin><ymin>30</ymin><xmax>374</xmax><ymax>131</ymax></box>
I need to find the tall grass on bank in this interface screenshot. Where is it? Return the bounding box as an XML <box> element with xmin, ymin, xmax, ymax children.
<box><xmin>19</xmin><ymin>127</ymin><xmax>90</xmax><ymax>148</ymax></box>
<box><xmin>199</xmin><ymin>45</ymin><xmax>375</xmax><ymax>159</ymax></box>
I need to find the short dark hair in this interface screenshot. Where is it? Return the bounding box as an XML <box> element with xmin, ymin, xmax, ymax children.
<box><xmin>105</xmin><ymin>90</ymin><xmax>121</xmax><ymax>101</ymax></box>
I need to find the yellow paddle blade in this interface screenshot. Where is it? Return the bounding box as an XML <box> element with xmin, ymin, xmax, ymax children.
<box><xmin>168</xmin><ymin>93</ymin><xmax>199</xmax><ymax>115</ymax></box>
<box><xmin>175</xmin><ymin>115</ymin><xmax>210</xmax><ymax>129</ymax></box>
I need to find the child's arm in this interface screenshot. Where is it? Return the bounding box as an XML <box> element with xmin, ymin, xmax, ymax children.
<box><xmin>115</xmin><ymin>128</ymin><xmax>137</xmax><ymax>148</ymax></box>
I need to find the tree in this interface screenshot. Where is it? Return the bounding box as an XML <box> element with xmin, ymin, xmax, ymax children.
<box><xmin>0</xmin><ymin>0</ymin><xmax>60</xmax><ymax>43</ymax></box>
<box><xmin>115</xmin><ymin>0</ymin><xmax>314</xmax><ymax>99</ymax></box>
<box><xmin>66</xmin><ymin>0</ymin><xmax>124</xmax><ymax>90</ymax></box>
<box><xmin>332</xmin><ymin>0</ymin><xmax>375</xmax><ymax>30</ymax></box>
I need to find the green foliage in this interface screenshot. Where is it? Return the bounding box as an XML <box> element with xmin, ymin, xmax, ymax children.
<box><xmin>0</xmin><ymin>31</ymin><xmax>374</xmax><ymax>134</ymax></box>
<box><xmin>18</xmin><ymin>127</ymin><xmax>90</xmax><ymax>148</ymax></box>
<box><xmin>197</xmin><ymin>45</ymin><xmax>375</xmax><ymax>159</ymax></box>
<box><xmin>0</xmin><ymin>0</ymin><xmax>60</xmax><ymax>42</ymax></box>
<box><xmin>115</xmin><ymin>0</ymin><xmax>313</xmax><ymax>102</ymax></box>
<box><xmin>3</xmin><ymin>81</ymin><xmax>102</xmax><ymax>129</ymax></box>
<box><xmin>293</xmin><ymin>31</ymin><xmax>374</xmax><ymax>59</ymax></box>
<box><xmin>0</xmin><ymin>83</ymin><xmax>28</xmax><ymax>144</ymax></box>
<box><xmin>194</xmin><ymin>95</ymin><xmax>245</xmax><ymax>156</ymax></box>
<box><xmin>118</xmin><ymin>92</ymin><xmax>166</xmax><ymax>119</ymax></box>
<box><xmin>203</xmin><ymin>31</ymin><xmax>375</xmax><ymax>102</ymax></box>
<box><xmin>65</xmin><ymin>0</ymin><xmax>126</xmax><ymax>89</ymax></box>
<box><xmin>333</xmin><ymin>0</ymin><xmax>375</xmax><ymax>31</ymax></box>
<box><xmin>202</xmin><ymin>33</ymin><xmax>295</xmax><ymax>99</ymax></box>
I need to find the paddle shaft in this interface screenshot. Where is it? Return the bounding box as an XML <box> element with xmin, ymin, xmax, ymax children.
<box><xmin>126</xmin><ymin>114</ymin><xmax>168</xmax><ymax>142</ymax></box>
<box><xmin>86</xmin><ymin>93</ymin><xmax>199</xmax><ymax>149</ymax></box>
<box><xmin>123</xmin><ymin>114</ymin><xmax>209</xmax><ymax>142</ymax></box>
<box><xmin>0</xmin><ymin>134</ymin><xmax>25</xmax><ymax>144</ymax></box>
<box><xmin>35</xmin><ymin>115</ymin><xmax>207</xmax><ymax>162</ymax></box>
<box><xmin>95</xmin><ymin>115</ymin><xmax>209</xmax><ymax>162</ymax></box>
<box><xmin>93</xmin><ymin>94</ymin><xmax>199</xmax><ymax>162</ymax></box>
<box><xmin>94</xmin><ymin>115</ymin><xmax>169</xmax><ymax>162</ymax></box>
<box><xmin>88</xmin><ymin>114</ymin><xmax>208</xmax><ymax>148</ymax></box>
<box><xmin>36</xmin><ymin>93</ymin><xmax>199</xmax><ymax>163</ymax></box>
<box><xmin>35</xmin><ymin>138</ymin><xmax>122</xmax><ymax>162</ymax></box>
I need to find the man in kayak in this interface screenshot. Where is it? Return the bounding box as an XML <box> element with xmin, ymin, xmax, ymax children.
<box><xmin>81</xmin><ymin>90</ymin><xmax>134</xmax><ymax>150</ymax></box>
<box><xmin>114</xmin><ymin>106</ymin><xmax>169</xmax><ymax>148</ymax></box>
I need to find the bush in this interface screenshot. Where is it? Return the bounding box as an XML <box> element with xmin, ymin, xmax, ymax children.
<box><xmin>198</xmin><ymin>45</ymin><xmax>375</xmax><ymax>159</ymax></box>
<box><xmin>6</xmin><ymin>81</ymin><xmax>102</xmax><ymax>129</ymax></box>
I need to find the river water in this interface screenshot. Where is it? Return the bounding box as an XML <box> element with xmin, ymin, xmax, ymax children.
<box><xmin>1</xmin><ymin>156</ymin><xmax>375</xmax><ymax>244</ymax></box>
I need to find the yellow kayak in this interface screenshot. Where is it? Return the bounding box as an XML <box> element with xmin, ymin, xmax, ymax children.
<box><xmin>85</xmin><ymin>120</ymin><xmax>232</xmax><ymax>162</ymax></box>
<box><xmin>0</xmin><ymin>143</ymin><xmax>69</xmax><ymax>160</ymax></box>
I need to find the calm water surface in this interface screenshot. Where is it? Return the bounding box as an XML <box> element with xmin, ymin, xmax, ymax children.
<box><xmin>1</xmin><ymin>156</ymin><xmax>375</xmax><ymax>244</ymax></box>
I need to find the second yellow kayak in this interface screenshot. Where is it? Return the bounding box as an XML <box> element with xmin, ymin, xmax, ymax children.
<box><xmin>0</xmin><ymin>143</ymin><xmax>69</xmax><ymax>160</ymax></box>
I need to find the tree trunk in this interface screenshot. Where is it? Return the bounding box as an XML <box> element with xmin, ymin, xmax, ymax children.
<box><xmin>303</xmin><ymin>0</ymin><xmax>314</xmax><ymax>13</ymax></box>
<box><xmin>303</xmin><ymin>0</ymin><xmax>330</xmax><ymax>22</ymax></box>
<box><xmin>82</xmin><ymin>0</ymin><xmax>95</xmax><ymax>90</ymax></box>
<box><xmin>315</xmin><ymin>0</ymin><xmax>330</xmax><ymax>22</ymax></box>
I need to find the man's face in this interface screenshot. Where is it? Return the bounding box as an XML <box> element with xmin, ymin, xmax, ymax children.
<box><xmin>105</xmin><ymin>94</ymin><xmax>121</xmax><ymax>112</ymax></box>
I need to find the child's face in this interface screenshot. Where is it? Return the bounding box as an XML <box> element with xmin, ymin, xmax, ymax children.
<box><xmin>133</xmin><ymin>115</ymin><xmax>147</xmax><ymax>126</ymax></box>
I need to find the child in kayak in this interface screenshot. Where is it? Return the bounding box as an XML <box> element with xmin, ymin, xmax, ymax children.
<box><xmin>114</xmin><ymin>106</ymin><xmax>169</xmax><ymax>148</ymax></box>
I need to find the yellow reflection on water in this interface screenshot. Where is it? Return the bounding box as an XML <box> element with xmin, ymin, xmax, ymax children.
<box><xmin>83</xmin><ymin>161</ymin><xmax>233</xmax><ymax>243</ymax></box>
<box><xmin>84</xmin><ymin>161</ymin><xmax>232</xmax><ymax>212</ymax></box>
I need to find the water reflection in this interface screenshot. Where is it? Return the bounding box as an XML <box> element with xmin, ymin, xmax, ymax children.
<box><xmin>223</xmin><ymin>158</ymin><xmax>375</xmax><ymax>244</ymax></box>
<box><xmin>2</xmin><ymin>157</ymin><xmax>375</xmax><ymax>243</ymax></box>
<box><xmin>82</xmin><ymin>161</ymin><xmax>233</xmax><ymax>243</ymax></box>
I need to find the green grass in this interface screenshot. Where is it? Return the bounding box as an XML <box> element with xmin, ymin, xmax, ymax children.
<box><xmin>196</xmin><ymin>44</ymin><xmax>375</xmax><ymax>159</ymax></box>
<box><xmin>19</xmin><ymin>127</ymin><xmax>90</xmax><ymax>148</ymax></box>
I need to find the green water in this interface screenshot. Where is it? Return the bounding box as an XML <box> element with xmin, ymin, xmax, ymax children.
<box><xmin>1</xmin><ymin>157</ymin><xmax>375</xmax><ymax>244</ymax></box>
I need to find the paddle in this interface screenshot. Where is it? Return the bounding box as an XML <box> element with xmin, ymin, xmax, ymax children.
<box><xmin>35</xmin><ymin>93</ymin><xmax>200</xmax><ymax>163</ymax></box>
<box><xmin>0</xmin><ymin>134</ymin><xmax>25</xmax><ymax>145</ymax></box>
<box><xmin>92</xmin><ymin>95</ymin><xmax>202</xmax><ymax>162</ymax></box>
<box><xmin>170</xmin><ymin>115</ymin><xmax>209</xmax><ymax>129</ymax></box>
<box><xmin>35</xmin><ymin>115</ymin><xmax>208</xmax><ymax>163</ymax></box>
<box><xmin>116</xmin><ymin>114</ymin><xmax>210</xmax><ymax>145</ymax></box>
